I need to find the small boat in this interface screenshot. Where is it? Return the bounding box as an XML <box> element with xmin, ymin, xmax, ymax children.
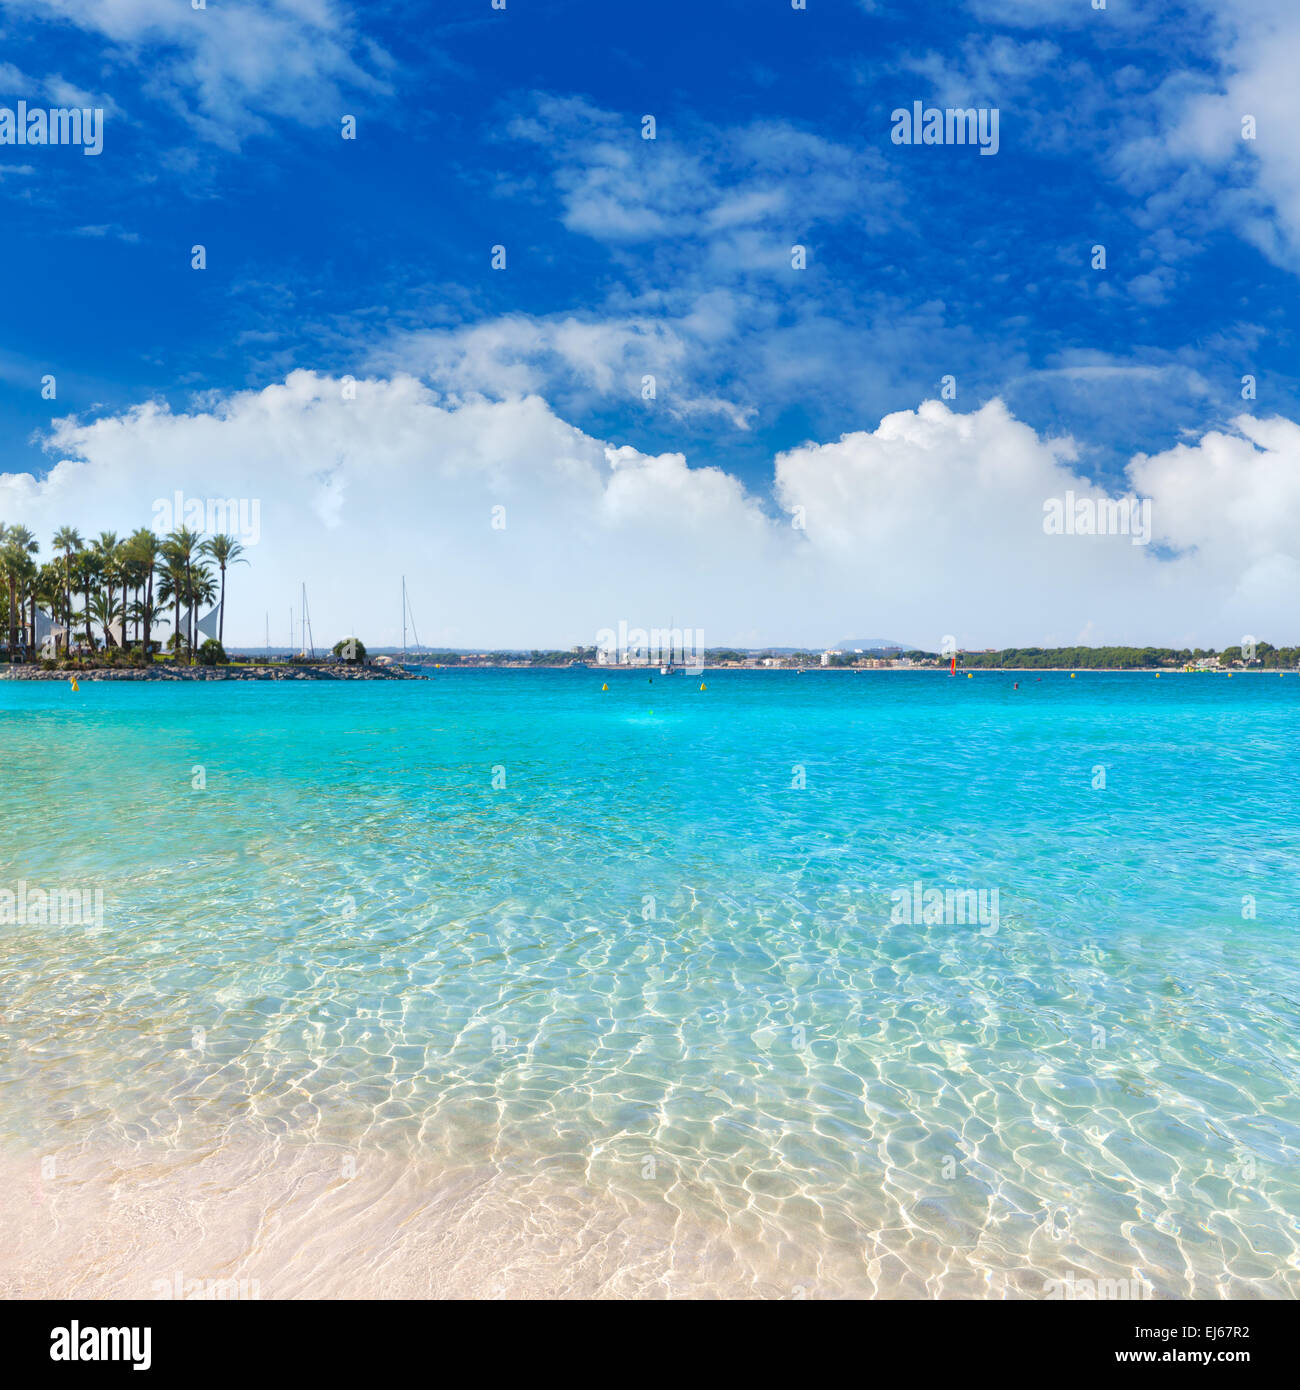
<box><xmin>658</xmin><ymin>624</ymin><xmax>683</xmax><ymax>674</ymax></box>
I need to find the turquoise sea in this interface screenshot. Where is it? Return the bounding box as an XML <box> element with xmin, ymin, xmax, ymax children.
<box><xmin>1</xmin><ymin>669</ymin><xmax>1298</xmax><ymax>1297</ymax></box>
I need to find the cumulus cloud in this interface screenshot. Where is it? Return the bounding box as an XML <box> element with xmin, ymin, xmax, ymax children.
<box><xmin>368</xmin><ymin>302</ymin><xmax>756</xmax><ymax>429</ymax></box>
<box><xmin>4</xmin><ymin>379</ymin><xmax>1298</xmax><ymax>652</ymax></box>
<box><xmin>3</xmin><ymin>372</ymin><xmax>785</xmax><ymax>650</ymax></box>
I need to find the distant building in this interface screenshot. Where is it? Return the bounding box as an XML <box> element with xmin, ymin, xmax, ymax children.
<box><xmin>820</xmin><ymin>649</ymin><xmax>843</xmax><ymax>666</ymax></box>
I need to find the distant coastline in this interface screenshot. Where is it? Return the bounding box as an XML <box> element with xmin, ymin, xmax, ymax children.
<box><xmin>8</xmin><ymin>661</ymin><xmax>1292</xmax><ymax>681</ymax></box>
<box><xmin>0</xmin><ymin>661</ymin><xmax>417</xmax><ymax>682</ymax></box>
<box><xmin>354</xmin><ymin>640</ymin><xmax>1300</xmax><ymax>674</ymax></box>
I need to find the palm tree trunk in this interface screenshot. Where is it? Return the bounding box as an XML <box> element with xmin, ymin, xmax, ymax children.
<box><xmin>219</xmin><ymin>563</ymin><xmax>227</xmax><ymax>646</ymax></box>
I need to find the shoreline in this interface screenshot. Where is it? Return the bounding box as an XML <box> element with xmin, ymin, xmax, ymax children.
<box><xmin>0</xmin><ymin>662</ymin><xmax>420</xmax><ymax>682</ymax></box>
<box><xmin>4</xmin><ymin>1133</ymin><xmax>1268</xmax><ymax>1300</ymax></box>
<box><xmin>397</xmin><ymin>663</ymin><xmax>1291</xmax><ymax>675</ymax></box>
<box><xmin>3</xmin><ymin>662</ymin><xmax>1292</xmax><ymax>680</ymax></box>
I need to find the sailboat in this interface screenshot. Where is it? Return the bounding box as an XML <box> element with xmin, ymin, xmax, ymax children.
<box><xmin>298</xmin><ymin>583</ymin><xmax>315</xmax><ymax>659</ymax></box>
<box><xmin>400</xmin><ymin>576</ymin><xmax>424</xmax><ymax>667</ymax></box>
<box><xmin>659</xmin><ymin>621</ymin><xmax>682</xmax><ymax>675</ymax></box>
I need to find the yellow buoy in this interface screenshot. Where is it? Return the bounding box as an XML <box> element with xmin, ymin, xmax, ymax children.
<box><xmin>1155</xmin><ymin>673</ymin><xmax>1161</xmax><ymax>678</ymax></box>
<box><xmin>69</xmin><ymin>678</ymin><xmax>79</xmax><ymax>692</ymax></box>
<box><xmin>601</xmin><ymin>682</ymin><xmax>608</xmax><ymax>691</ymax></box>
<box><xmin>699</xmin><ymin>682</ymin><xmax>706</xmax><ymax>691</ymax></box>
<box><xmin>967</xmin><ymin>673</ymin><xmax>973</xmax><ymax>679</ymax></box>
<box><xmin>1070</xmin><ymin>672</ymin><xmax>1076</xmax><ymax>679</ymax></box>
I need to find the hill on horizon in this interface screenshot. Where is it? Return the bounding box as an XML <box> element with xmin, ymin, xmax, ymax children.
<box><xmin>833</xmin><ymin>638</ymin><xmax>909</xmax><ymax>651</ymax></box>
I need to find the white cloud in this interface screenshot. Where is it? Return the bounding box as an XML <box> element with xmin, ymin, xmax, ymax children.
<box><xmin>369</xmin><ymin>303</ymin><xmax>756</xmax><ymax>429</ymax></box>
<box><xmin>4</xmin><ymin>378</ymin><xmax>1298</xmax><ymax>651</ymax></box>
<box><xmin>4</xmin><ymin>0</ymin><xmax>391</xmax><ymax>147</ymax></box>
<box><xmin>1100</xmin><ymin>0</ymin><xmax>1300</xmax><ymax>272</ymax></box>
<box><xmin>509</xmin><ymin>96</ymin><xmax>896</xmax><ymax>255</ymax></box>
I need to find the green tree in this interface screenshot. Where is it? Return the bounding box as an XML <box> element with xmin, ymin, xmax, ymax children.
<box><xmin>199</xmin><ymin>534</ymin><xmax>248</xmax><ymax>648</ymax></box>
<box><xmin>72</xmin><ymin>548</ymin><xmax>101</xmax><ymax>651</ymax></box>
<box><xmin>95</xmin><ymin>532</ymin><xmax>123</xmax><ymax>647</ymax></box>
<box><xmin>160</xmin><ymin>527</ymin><xmax>203</xmax><ymax>663</ymax></box>
<box><xmin>51</xmin><ymin>526</ymin><xmax>83</xmax><ymax>656</ymax></box>
<box><xmin>125</xmin><ymin>529</ymin><xmax>162</xmax><ymax>655</ymax></box>
<box><xmin>0</xmin><ymin>524</ymin><xmax>38</xmax><ymax>658</ymax></box>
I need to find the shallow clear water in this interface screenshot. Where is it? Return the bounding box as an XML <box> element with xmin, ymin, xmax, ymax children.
<box><xmin>2</xmin><ymin>669</ymin><xmax>1299</xmax><ymax>1297</ymax></box>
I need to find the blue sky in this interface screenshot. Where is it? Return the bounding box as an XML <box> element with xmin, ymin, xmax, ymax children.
<box><xmin>3</xmin><ymin>0</ymin><xmax>1300</xmax><ymax>649</ymax></box>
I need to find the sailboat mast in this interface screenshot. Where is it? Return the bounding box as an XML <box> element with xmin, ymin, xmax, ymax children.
<box><xmin>402</xmin><ymin>575</ymin><xmax>407</xmax><ymax>660</ymax></box>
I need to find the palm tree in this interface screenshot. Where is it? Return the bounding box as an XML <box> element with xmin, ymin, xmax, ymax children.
<box><xmin>128</xmin><ymin>593</ymin><xmax>165</xmax><ymax>653</ymax></box>
<box><xmin>199</xmin><ymin>534</ymin><xmax>247</xmax><ymax>647</ymax></box>
<box><xmin>0</xmin><ymin>522</ymin><xmax>12</xmax><ymax>656</ymax></box>
<box><xmin>32</xmin><ymin>562</ymin><xmax>61</xmax><ymax>658</ymax></box>
<box><xmin>0</xmin><ymin>524</ymin><xmax>39</xmax><ymax>658</ymax></box>
<box><xmin>72</xmin><ymin>548</ymin><xmax>101</xmax><ymax>652</ymax></box>
<box><xmin>125</xmin><ymin>528</ymin><xmax>161</xmax><ymax>655</ymax></box>
<box><xmin>0</xmin><ymin>523</ymin><xmax>10</xmax><ymax>657</ymax></box>
<box><xmin>95</xmin><ymin>532</ymin><xmax>122</xmax><ymax>647</ymax></box>
<box><xmin>15</xmin><ymin>558</ymin><xmax>39</xmax><ymax>656</ymax></box>
<box><xmin>51</xmin><ymin>527</ymin><xmax>83</xmax><ymax>656</ymax></box>
<box><xmin>88</xmin><ymin>590</ymin><xmax>123</xmax><ymax>649</ymax></box>
<box><xmin>191</xmin><ymin>567</ymin><xmax>217</xmax><ymax>648</ymax></box>
<box><xmin>156</xmin><ymin>555</ymin><xmax>190</xmax><ymax>662</ymax></box>
<box><xmin>162</xmin><ymin>527</ymin><xmax>202</xmax><ymax>664</ymax></box>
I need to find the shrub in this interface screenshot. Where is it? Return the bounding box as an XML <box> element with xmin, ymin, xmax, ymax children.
<box><xmin>333</xmin><ymin>637</ymin><xmax>367</xmax><ymax>663</ymax></box>
<box><xmin>197</xmin><ymin>639</ymin><xmax>227</xmax><ymax>666</ymax></box>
